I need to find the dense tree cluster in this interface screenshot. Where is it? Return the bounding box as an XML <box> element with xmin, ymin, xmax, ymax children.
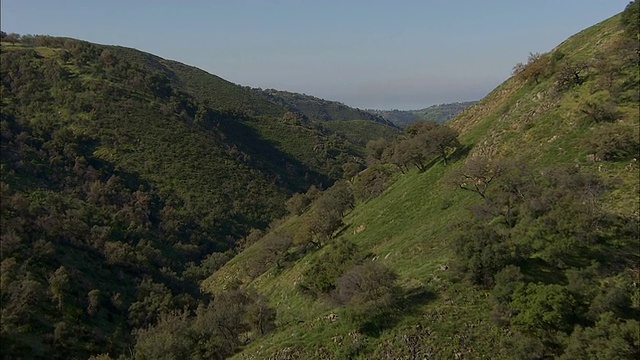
<box><xmin>452</xmin><ymin>158</ymin><xmax>639</xmax><ymax>357</ymax></box>
<box><xmin>366</xmin><ymin>120</ymin><xmax>460</xmax><ymax>173</ymax></box>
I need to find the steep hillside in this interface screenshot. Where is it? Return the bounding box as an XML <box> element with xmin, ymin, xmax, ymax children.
<box><xmin>0</xmin><ymin>35</ymin><xmax>399</xmax><ymax>358</ymax></box>
<box><xmin>369</xmin><ymin>101</ymin><xmax>477</xmax><ymax>127</ymax></box>
<box><xmin>204</xmin><ymin>8</ymin><xmax>639</xmax><ymax>360</ymax></box>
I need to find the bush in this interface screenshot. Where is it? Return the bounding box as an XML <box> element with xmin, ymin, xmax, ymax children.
<box><xmin>581</xmin><ymin>99</ymin><xmax>621</xmax><ymax>123</ymax></box>
<box><xmin>335</xmin><ymin>261</ymin><xmax>400</xmax><ymax>336</ymax></box>
<box><xmin>298</xmin><ymin>239</ymin><xmax>361</xmax><ymax>296</ymax></box>
<box><xmin>333</xmin><ymin>261</ymin><xmax>398</xmax><ymax>306</ymax></box>
<box><xmin>588</xmin><ymin>125</ymin><xmax>639</xmax><ymax>161</ymax></box>
<box><xmin>453</xmin><ymin>223</ymin><xmax>518</xmax><ymax>287</ymax></box>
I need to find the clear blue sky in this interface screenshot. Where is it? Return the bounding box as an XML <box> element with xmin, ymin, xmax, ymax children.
<box><xmin>1</xmin><ymin>0</ymin><xmax>631</xmax><ymax>109</ymax></box>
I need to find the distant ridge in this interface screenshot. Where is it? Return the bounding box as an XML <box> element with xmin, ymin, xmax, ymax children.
<box><xmin>368</xmin><ymin>100</ymin><xmax>477</xmax><ymax>127</ymax></box>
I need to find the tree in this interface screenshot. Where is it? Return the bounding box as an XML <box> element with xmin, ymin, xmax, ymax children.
<box><xmin>453</xmin><ymin>223</ymin><xmax>516</xmax><ymax>287</ymax></box>
<box><xmin>87</xmin><ymin>289</ymin><xmax>101</xmax><ymax>316</ymax></box>
<box><xmin>342</xmin><ymin>161</ymin><xmax>363</xmax><ymax>180</ymax></box>
<box><xmin>392</xmin><ymin>136</ymin><xmax>430</xmax><ymax>171</ymax></box>
<box><xmin>589</xmin><ymin>124</ymin><xmax>639</xmax><ymax>161</ymax></box>
<box><xmin>555</xmin><ymin>60</ymin><xmax>590</xmax><ymax>90</ymax></box>
<box><xmin>510</xmin><ymin>283</ymin><xmax>576</xmax><ymax>335</ymax></box>
<box><xmin>352</xmin><ymin>164</ymin><xmax>394</xmax><ymax>201</ymax></box>
<box><xmin>284</xmin><ymin>192</ymin><xmax>310</xmax><ymax>215</ymax></box>
<box><xmin>49</xmin><ymin>266</ymin><xmax>71</xmax><ymax>310</ymax></box>
<box><xmin>513</xmin><ymin>52</ymin><xmax>550</xmax><ymax>84</ymax></box>
<box><xmin>366</xmin><ymin>138</ymin><xmax>391</xmax><ymax>164</ymax></box>
<box><xmin>449</xmin><ymin>156</ymin><xmax>506</xmax><ymax>198</ymax></box>
<box><xmin>560</xmin><ymin>312</ymin><xmax>640</xmax><ymax>360</ymax></box>
<box><xmin>308</xmin><ymin>207</ymin><xmax>343</xmax><ymax>244</ymax></box>
<box><xmin>334</xmin><ymin>261</ymin><xmax>398</xmax><ymax>306</ymax></box>
<box><xmin>425</xmin><ymin>125</ymin><xmax>460</xmax><ymax>165</ymax></box>
<box><xmin>580</xmin><ymin>97</ymin><xmax>621</xmax><ymax>123</ymax></box>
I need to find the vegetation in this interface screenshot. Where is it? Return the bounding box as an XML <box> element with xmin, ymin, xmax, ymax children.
<box><xmin>0</xmin><ymin>33</ymin><xmax>395</xmax><ymax>359</ymax></box>
<box><xmin>1</xmin><ymin>3</ymin><xmax>639</xmax><ymax>359</ymax></box>
<box><xmin>368</xmin><ymin>101</ymin><xmax>477</xmax><ymax>128</ymax></box>
<box><xmin>204</xmin><ymin>7</ymin><xmax>639</xmax><ymax>359</ymax></box>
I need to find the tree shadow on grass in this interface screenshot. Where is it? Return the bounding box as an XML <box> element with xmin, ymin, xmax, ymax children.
<box><xmin>449</xmin><ymin>144</ymin><xmax>473</xmax><ymax>163</ymax></box>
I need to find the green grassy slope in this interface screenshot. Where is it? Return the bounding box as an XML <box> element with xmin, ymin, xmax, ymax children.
<box><xmin>204</xmin><ymin>11</ymin><xmax>639</xmax><ymax>359</ymax></box>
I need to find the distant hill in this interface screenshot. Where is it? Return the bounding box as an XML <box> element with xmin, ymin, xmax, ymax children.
<box><xmin>258</xmin><ymin>89</ymin><xmax>394</xmax><ymax>125</ymax></box>
<box><xmin>369</xmin><ymin>100</ymin><xmax>477</xmax><ymax>127</ymax></box>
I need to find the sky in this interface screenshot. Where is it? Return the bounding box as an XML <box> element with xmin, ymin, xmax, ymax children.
<box><xmin>1</xmin><ymin>0</ymin><xmax>631</xmax><ymax>110</ymax></box>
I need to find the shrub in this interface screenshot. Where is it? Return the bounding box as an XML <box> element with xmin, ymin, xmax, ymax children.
<box><xmin>298</xmin><ymin>239</ymin><xmax>361</xmax><ymax>296</ymax></box>
<box><xmin>588</xmin><ymin>125</ymin><xmax>639</xmax><ymax>161</ymax></box>
<box><xmin>453</xmin><ymin>223</ymin><xmax>517</xmax><ymax>287</ymax></box>
<box><xmin>333</xmin><ymin>261</ymin><xmax>398</xmax><ymax>306</ymax></box>
<box><xmin>581</xmin><ymin>99</ymin><xmax>621</xmax><ymax>123</ymax></box>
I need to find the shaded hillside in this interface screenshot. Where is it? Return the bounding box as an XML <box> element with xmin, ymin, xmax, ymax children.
<box><xmin>204</xmin><ymin>7</ymin><xmax>639</xmax><ymax>360</ymax></box>
<box><xmin>0</xmin><ymin>34</ymin><xmax>399</xmax><ymax>359</ymax></box>
<box><xmin>369</xmin><ymin>101</ymin><xmax>477</xmax><ymax>127</ymax></box>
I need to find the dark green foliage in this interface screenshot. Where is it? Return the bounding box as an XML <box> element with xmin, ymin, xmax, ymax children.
<box><xmin>298</xmin><ymin>239</ymin><xmax>362</xmax><ymax>296</ymax></box>
<box><xmin>453</xmin><ymin>223</ymin><xmax>520</xmax><ymax>287</ymax></box>
<box><xmin>510</xmin><ymin>283</ymin><xmax>577</xmax><ymax>335</ymax></box>
<box><xmin>0</xmin><ymin>35</ymin><xmax>378</xmax><ymax>358</ymax></box>
<box><xmin>133</xmin><ymin>289</ymin><xmax>276</xmax><ymax>360</ymax></box>
<box><xmin>560</xmin><ymin>312</ymin><xmax>640</xmax><ymax>360</ymax></box>
<box><xmin>452</xmin><ymin>158</ymin><xmax>638</xmax><ymax>356</ymax></box>
<box><xmin>490</xmin><ymin>265</ymin><xmax>524</xmax><ymax>321</ymax></box>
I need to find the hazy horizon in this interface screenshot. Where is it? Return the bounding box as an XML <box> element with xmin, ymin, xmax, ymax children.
<box><xmin>1</xmin><ymin>0</ymin><xmax>630</xmax><ymax>110</ymax></box>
